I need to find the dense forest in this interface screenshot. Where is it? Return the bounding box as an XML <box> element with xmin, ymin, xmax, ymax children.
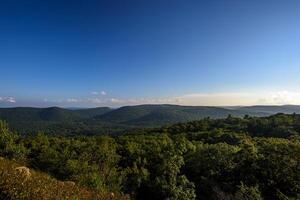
<box><xmin>0</xmin><ymin>113</ymin><xmax>300</xmax><ymax>199</ymax></box>
<box><xmin>2</xmin><ymin>105</ymin><xmax>300</xmax><ymax>136</ymax></box>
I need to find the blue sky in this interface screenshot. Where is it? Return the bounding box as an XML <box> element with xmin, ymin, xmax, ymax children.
<box><xmin>1</xmin><ymin>0</ymin><xmax>300</xmax><ymax>107</ymax></box>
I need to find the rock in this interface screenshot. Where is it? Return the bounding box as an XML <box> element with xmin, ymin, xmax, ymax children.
<box><xmin>64</xmin><ymin>181</ymin><xmax>75</xmax><ymax>186</ymax></box>
<box><xmin>111</xmin><ymin>192</ymin><xmax>115</xmax><ymax>198</ymax></box>
<box><xmin>15</xmin><ymin>166</ymin><xmax>31</xmax><ymax>179</ymax></box>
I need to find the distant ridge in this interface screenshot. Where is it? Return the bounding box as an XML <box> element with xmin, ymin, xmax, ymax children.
<box><xmin>2</xmin><ymin>104</ymin><xmax>300</xmax><ymax>123</ymax></box>
<box><xmin>0</xmin><ymin>106</ymin><xmax>112</xmax><ymax>122</ymax></box>
<box><xmin>96</xmin><ymin>104</ymin><xmax>266</xmax><ymax>126</ymax></box>
<box><xmin>1</xmin><ymin>104</ymin><xmax>300</xmax><ymax>135</ymax></box>
<box><xmin>235</xmin><ymin>105</ymin><xmax>300</xmax><ymax>114</ymax></box>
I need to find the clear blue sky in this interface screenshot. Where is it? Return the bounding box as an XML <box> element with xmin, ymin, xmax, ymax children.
<box><xmin>1</xmin><ymin>0</ymin><xmax>300</xmax><ymax>107</ymax></box>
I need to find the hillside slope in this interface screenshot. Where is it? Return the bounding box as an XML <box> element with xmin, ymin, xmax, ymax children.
<box><xmin>0</xmin><ymin>107</ymin><xmax>80</xmax><ymax>122</ymax></box>
<box><xmin>236</xmin><ymin>105</ymin><xmax>300</xmax><ymax>114</ymax></box>
<box><xmin>0</xmin><ymin>157</ymin><xmax>129</xmax><ymax>200</ymax></box>
<box><xmin>2</xmin><ymin>105</ymin><xmax>300</xmax><ymax>135</ymax></box>
<box><xmin>0</xmin><ymin>107</ymin><xmax>113</xmax><ymax>123</ymax></box>
<box><xmin>0</xmin><ymin>107</ymin><xmax>115</xmax><ymax>135</ymax></box>
<box><xmin>73</xmin><ymin>107</ymin><xmax>112</xmax><ymax>118</ymax></box>
<box><xmin>97</xmin><ymin>104</ymin><xmax>267</xmax><ymax>126</ymax></box>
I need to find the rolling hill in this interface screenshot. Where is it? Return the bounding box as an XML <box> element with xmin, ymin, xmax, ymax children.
<box><xmin>235</xmin><ymin>105</ymin><xmax>300</xmax><ymax>114</ymax></box>
<box><xmin>96</xmin><ymin>104</ymin><xmax>266</xmax><ymax>126</ymax></box>
<box><xmin>0</xmin><ymin>107</ymin><xmax>79</xmax><ymax>122</ymax></box>
<box><xmin>0</xmin><ymin>107</ymin><xmax>111</xmax><ymax>123</ymax></box>
<box><xmin>0</xmin><ymin>107</ymin><xmax>114</xmax><ymax>135</ymax></box>
<box><xmin>1</xmin><ymin>104</ymin><xmax>300</xmax><ymax>135</ymax></box>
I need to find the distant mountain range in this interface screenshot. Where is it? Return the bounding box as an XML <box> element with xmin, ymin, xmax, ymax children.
<box><xmin>95</xmin><ymin>105</ymin><xmax>265</xmax><ymax>126</ymax></box>
<box><xmin>1</xmin><ymin>104</ymin><xmax>300</xmax><ymax>135</ymax></box>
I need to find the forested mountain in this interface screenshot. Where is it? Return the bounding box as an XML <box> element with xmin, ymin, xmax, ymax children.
<box><xmin>73</xmin><ymin>107</ymin><xmax>113</xmax><ymax>118</ymax></box>
<box><xmin>0</xmin><ymin>107</ymin><xmax>80</xmax><ymax>122</ymax></box>
<box><xmin>0</xmin><ymin>107</ymin><xmax>112</xmax><ymax>122</ymax></box>
<box><xmin>97</xmin><ymin>104</ymin><xmax>266</xmax><ymax>125</ymax></box>
<box><xmin>1</xmin><ymin>114</ymin><xmax>299</xmax><ymax>200</ymax></box>
<box><xmin>235</xmin><ymin>105</ymin><xmax>300</xmax><ymax>114</ymax></box>
<box><xmin>2</xmin><ymin>104</ymin><xmax>300</xmax><ymax>135</ymax></box>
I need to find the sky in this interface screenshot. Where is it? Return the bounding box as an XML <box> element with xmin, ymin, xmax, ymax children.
<box><xmin>1</xmin><ymin>0</ymin><xmax>300</xmax><ymax>107</ymax></box>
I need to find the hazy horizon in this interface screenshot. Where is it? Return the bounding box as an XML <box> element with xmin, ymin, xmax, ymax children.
<box><xmin>1</xmin><ymin>103</ymin><xmax>300</xmax><ymax>109</ymax></box>
<box><xmin>1</xmin><ymin>0</ymin><xmax>300</xmax><ymax>107</ymax></box>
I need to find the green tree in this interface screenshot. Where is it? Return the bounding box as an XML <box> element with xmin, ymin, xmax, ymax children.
<box><xmin>234</xmin><ymin>183</ymin><xmax>263</xmax><ymax>200</ymax></box>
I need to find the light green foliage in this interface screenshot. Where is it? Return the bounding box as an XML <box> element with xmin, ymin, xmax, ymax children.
<box><xmin>0</xmin><ymin>158</ymin><xmax>129</xmax><ymax>200</ymax></box>
<box><xmin>0</xmin><ymin>121</ymin><xmax>27</xmax><ymax>160</ymax></box>
<box><xmin>254</xmin><ymin>137</ymin><xmax>300</xmax><ymax>198</ymax></box>
<box><xmin>0</xmin><ymin>113</ymin><xmax>300</xmax><ymax>200</ymax></box>
<box><xmin>25</xmin><ymin>134</ymin><xmax>123</xmax><ymax>192</ymax></box>
<box><xmin>118</xmin><ymin>134</ymin><xmax>196</xmax><ymax>200</ymax></box>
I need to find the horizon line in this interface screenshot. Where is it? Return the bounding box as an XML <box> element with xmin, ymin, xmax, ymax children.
<box><xmin>0</xmin><ymin>103</ymin><xmax>299</xmax><ymax>109</ymax></box>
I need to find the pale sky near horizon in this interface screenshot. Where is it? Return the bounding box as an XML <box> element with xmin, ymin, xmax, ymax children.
<box><xmin>1</xmin><ymin>0</ymin><xmax>300</xmax><ymax>107</ymax></box>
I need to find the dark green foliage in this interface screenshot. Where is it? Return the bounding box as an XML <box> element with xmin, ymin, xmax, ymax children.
<box><xmin>97</xmin><ymin>104</ymin><xmax>265</xmax><ymax>126</ymax></box>
<box><xmin>237</xmin><ymin>105</ymin><xmax>300</xmax><ymax>114</ymax></box>
<box><xmin>73</xmin><ymin>107</ymin><xmax>113</xmax><ymax>118</ymax></box>
<box><xmin>0</xmin><ymin>113</ymin><xmax>300</xmax><ymax>200</ymax></box>
<box><xmin>234</xmin><ymin>183</ymin><xmax>263</xmax><ymax>200</ymax></box>
<box><xmin>163</xmin><ymin>113</ymin><xmax>300</xmax><ymax>138</ymax></box>
<box><xmin>0</xmin><ymin>107</ymin><xmax>81</xmax><ymax>122</ymax></box>
<box><xmin>117</xmin><ymin>134</ymin><xmax>196</xmax><ymax>200</ymax></box>
<box><xmin>0</xmin><ymin>121</ymin><xmax>27</xmax><ymax>161</ymax></box>
<box><xmin>3</xmin><ymin>105</ymin><xmax>300</xmax><ymax>136</ymax></box>
<box><xmin>0</xmin><ymin>107</ymin><xmax>124</xmax><ymax>135</ymax></box>
<box><xmin>0</xmin><ymin>105</ymin><xmax>269</xmax><ymax>135</ymax></box>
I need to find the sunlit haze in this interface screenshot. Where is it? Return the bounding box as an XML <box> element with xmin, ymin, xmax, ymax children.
<box><xmin>1</xmin><ymin>0</ymin><xmax>300</xmax><ymax>107</ymax></box>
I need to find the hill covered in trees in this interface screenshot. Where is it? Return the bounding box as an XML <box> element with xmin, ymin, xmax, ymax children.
<box><xmin>0</xmin><ymin>107</ymin><xmax>112</xmax><ymax>122</ymax></box>
<box><xmin>0</xmin><ymin>114</ymin><xmax>299</xmax><ymax>200</ymax></box>
<box><xmin>234</xmin><ymin>105</ymin><xmax>300</xmax><ymax>114</ymax></box>
<box><xmin>2</xmin><ymin>104</ymin><xmax>299</xmax><ymax>135</ymax></box>
<box><xmin>96</xmin><ymin>104</ymin><xmax>265</xmax><ymax>125</ymax></box>
<box><xmin>2</xmin><ymin>104</ymin><xmax>300</xmax><ymax>135</ymax></box>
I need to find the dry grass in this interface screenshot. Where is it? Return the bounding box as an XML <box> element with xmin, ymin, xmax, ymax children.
<box><xmin>0</xmin><ymin>157</ymin><xmax>130</xmax><ymax>200</ymax></box>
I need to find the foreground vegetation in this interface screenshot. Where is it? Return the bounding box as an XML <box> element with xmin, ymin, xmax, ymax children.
<box><xmin>0</xmin><ymin>113</ymin><xmax>300</xmax><ymax>199</ymax></box>
<box><xmin>0</xmin><ymin>158</ymin><xmax>129</xmax><ymax>200</ymax></box>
